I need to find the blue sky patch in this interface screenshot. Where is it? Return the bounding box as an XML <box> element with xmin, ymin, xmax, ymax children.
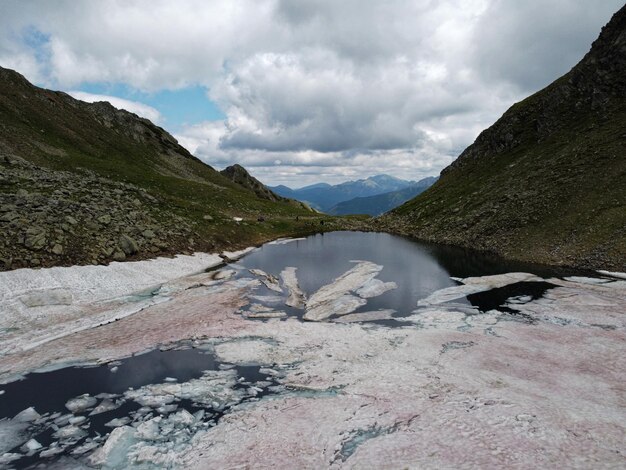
<box><xmin>73</xmin><ymin>83</ymin><xmax>225</xmax><ymax>131</ymax></box>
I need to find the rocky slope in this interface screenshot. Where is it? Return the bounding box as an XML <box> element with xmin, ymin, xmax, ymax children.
<box><xmin>220</xmin><ymin>164</ymin><xmax>304</xmax><ymax>208</ymax></box>
<box><xmin>379</xmin><ymin>6</ymin><xmax>626</xmax><ymax>270</ymax></box>
<box><xmin>0</xmin><ymin>67</ymin><xmax>326</xmax><ymax>271</ymax></box>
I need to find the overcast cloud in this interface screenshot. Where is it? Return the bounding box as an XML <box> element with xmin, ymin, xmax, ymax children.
<box><xmin>0</xmin><ymin>0</ymin><xmax>621</xmax><ymax>186</ymax></box>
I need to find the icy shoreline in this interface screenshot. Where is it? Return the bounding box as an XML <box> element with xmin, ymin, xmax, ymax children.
<box><xmin>0</xmin><ymin>244</ymin><xmax>624</xmax><ymax>469</ymax></box>
<box><xmin>0</xmin><ymin>248</ymin><xmax>257</xmax><ymax>361</ymax></box>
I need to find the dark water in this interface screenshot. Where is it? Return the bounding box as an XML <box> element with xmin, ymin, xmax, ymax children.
<box><xmin>0</xmin><ymin>348</ymin><xmax>273</xmax><ymax>469</ymax></box>
<box><xmin>234</xmin><ymin>231</ymin><xmax>576</xmax><ymax>319</ymax></box>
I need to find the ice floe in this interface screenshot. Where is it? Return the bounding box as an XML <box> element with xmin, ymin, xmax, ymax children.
<box><xmin>332</xmin><ymin>310</ymin><xmax>396</xmax><ymax>323</ymax></box>
<box><xmin>0</xmin><ymin>252</ymin><xmax>223</xmax><ymax>308</ymax></box>
<box><xmin>0</xmin><ymin>418</ymin><xmax>29</xmax><ymax>453</ymax></box>
<box><xmin>88</xmin><ymin>426</ymin><xmax>137</xmax><ymax>468</ymax></box>
<box><xmin>418</xmin><ymin>272</ymin><xmax>543</xmax><ymax>306</ymax></box>
<box><xmin>280</xmin><ymin>267</ymin><xmax>307</xmax><ymax>308</ymax></box>
<box><xmin>304</xmin><ymin>261</ymin><xmax>383</xmax><ymax>321</ymax></box>
<box><xmin>305</xmin><ymin>294</ymin><xmax>367</xmax><ymax>321</ymax></box>
<box><xmin>355</xmin><ymin>279</ymin><xmax>397</xmax><ymax>299</ymax></box>
<box><xmin>0</xmin><ymin>251</ymin><xmax>235</xmax><ymax>357</ymax></box>
<box><xmin>124</xmin><ymin>370</ymin><xmax>244</xmax><ymax>410</ymax></box>
<box><xmin>65</xmin><ymin>394</ymin><xmax>97</xmax><ymax>413</ymax></box>
<box><xmin>249</xmin><ymin>269</ymin><xmax>283</xmax><ymax>293</ymax></box>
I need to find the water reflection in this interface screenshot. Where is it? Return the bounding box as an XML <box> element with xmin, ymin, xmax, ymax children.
<box><xmin>235</xmin><ymin>231</ymin><xmax>573</xmax><ymax>318</ymax></box>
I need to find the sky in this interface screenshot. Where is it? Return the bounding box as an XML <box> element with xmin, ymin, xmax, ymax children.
<box><xmin>0</xmin><ymin>1</ymin><xmax>622</xmax><ymax>187</ymax></box>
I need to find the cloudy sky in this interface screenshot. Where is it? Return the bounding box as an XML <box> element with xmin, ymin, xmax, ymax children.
<box><xmin>0</xmin><ymin>1</ymin><xmax>621</xmax><ymax>187</ymax></box>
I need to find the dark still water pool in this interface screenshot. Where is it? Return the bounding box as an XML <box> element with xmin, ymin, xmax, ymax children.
<box><xmin>233</xmin><ymin>231</ymin><xmax>573</xmax><ymax>320</ymax></box>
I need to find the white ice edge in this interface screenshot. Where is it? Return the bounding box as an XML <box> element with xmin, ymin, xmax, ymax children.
<box><xmin>0</xmin><ymin>252</ymin><xmax>225</xmax><ymax>305</ymax></box>
<box><xmin>267</xmin><ymin>238</ymin><xmax>306</xmax><ymax>245</ymax></box>
<box><xmin>597</xmin><ymin>270</ymin><xmax>626</xmax><ymax>280</ymax></box>
<box><xmin>221</xmin><ymin>247</ymin><xmax>256</xmax><ymax>260</ymax></box>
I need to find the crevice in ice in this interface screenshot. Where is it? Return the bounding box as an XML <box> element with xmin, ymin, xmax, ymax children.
<box><xmin>441</xmin><ymin>341</ymin><xmax>476</xmax><ymax>354</ymax></box>
<box><xmin>333</xmin><ymin>416</ymin><xmax>419</xmax><ymax>464</ymax></box>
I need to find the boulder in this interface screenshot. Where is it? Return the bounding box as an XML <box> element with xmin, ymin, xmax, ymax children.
<box><xmin>119</xmin><ymin>234</ymin><xmax>138</xmax><ymax>255</ymax></box>
<box><xmin>97</xmin><ymin>214</ymin><xmax>112</xmax><ymax>225</ymax></box>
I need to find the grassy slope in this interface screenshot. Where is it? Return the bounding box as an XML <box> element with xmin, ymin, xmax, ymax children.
<box><xmin>381</xmin><ymin>8</ymin><xmax>626</xmax><ymax>270</ymax></box>
<box><xmin>0</xmin><ymin>67</ymin><xmax>357</xmax><ymax>269</ymax></box>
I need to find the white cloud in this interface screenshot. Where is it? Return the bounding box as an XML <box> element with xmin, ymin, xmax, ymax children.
<box><xmin>68</xmin><ymin>91</ymin><xmax>162</xmax><ymax>123</ymax></box>
<box><xmin>0</xmin><ymin>0</ymin><xmax>623</xmax><ymax>186</ymax></box>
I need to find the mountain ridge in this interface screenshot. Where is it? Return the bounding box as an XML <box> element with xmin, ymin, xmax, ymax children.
<box><xmin>328</xmin><ymin>177</ymin><xmax>437</xmax><ymax>216</ymax></box>
<box><xmin>378</xmin><ymin>5</ymin><xmax>626</xmax><ymax>270</ymax></box>
<box><xmin>0</xmin><ymin>66</ymin><xmax>334</xmax><ymax>270</ymax></box>
<box><xmin>271</xmin><ymin>174</ymin><xmax>426</xmax><ymax>212</ymax></box>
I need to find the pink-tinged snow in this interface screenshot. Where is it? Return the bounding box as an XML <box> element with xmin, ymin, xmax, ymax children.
<box><xmin>0</xmin><ymin>257</ymin><xmax>624</xmax><ymax>469</ymax></box>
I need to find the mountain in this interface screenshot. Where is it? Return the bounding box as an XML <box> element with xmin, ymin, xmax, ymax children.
<box><xmin>0</xmin><ymin>66</ymin><xmax>316</xmax><ymax>270</ymax></box>
<box><xmin>220</xmin><ymin>164</ymin><xmax>282</xmax><ymax>202</ymax></box>
<box><xmin>271</xmin><ymin>174</ymin><xmax>416</xmax><ymax>212</ymax></box>
<box><xmin>328</xmin><ymin>177</ymin><xmax>437</xmax><ymax>216</ymax></box>
<box><xmin>378</xmin><ymin>6</ymin><xmax>626</xmax><ymax>270</ymax></box>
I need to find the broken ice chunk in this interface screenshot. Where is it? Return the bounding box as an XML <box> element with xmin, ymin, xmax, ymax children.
<box><xmin>89</xmin><ymin>399</ymin><xmax>122</xmax><ymax>416</ymax></box>
<box><xmin>53</xmin><ymin>413</ymin><xmax>73</xmax><ymax>426</ymax></box>
<box><xmin>418</xmin><ymin>273</ymin><xmax>543</xmax><ymax>306</ymax></box>
<box><xmin>0</xmin><ymin>418</ymin><xmax>30</xmax><ymax>453</ymax></box>
<box><xmin>281</xmin><ymin>267</ymin><xmax>307</xmax><ymax>308</ymax></box>
<box><xmin>355</xmin><ymin>279</ymin><xmax>397</xmax><ymax>299</ymax></box>
<box><xmin>105</xmin><ymin>417</ymin><xmax>131</xmax><ymax>428</ymax></box>
<box><xmin>39</xmin><ymin>445</ymin><xmax>64</xmax><ymax>458</ymax></box>
<box><xmin>243</xmin><ymin>303</ymin><xmax>287</xmax><ymax>318</ymax></box>
<box><xmin>0</xmin><ymin>453</ymin><xmax>21</xmax><ymax>465</ymax></box>
<box><xmin>304</xmin><ymin>261</ymin><xmax>382</xmax><ymax>321</ymax></box>
<box><xmin>69</xmin><ymin>416</ymin><xmax>87</xmax><ymax>425</ymax></box>
<box><xmin>20</xmin><ymin>438</ymin><xmax>42</xmax><ymax>453</ymax></box>
<box><xmin>247</xmin><ymin>294</ymin><xmax>285</xmax><ymax>304</ymax></box>
<box><xmin>249</xmin><ymin>269</ymin><xmax>283</xmax><ymax>293</ymax></box>
<box><xmin>304</xmin><ymin>294</ymin><xmax>366</xmax><ymax>322</ymax></box>
<box><xmin>65</xmin><ymin>394</ymin><xmax>97</xmax><ymax>413</ymax></box>
<box><xmin>72</xmin><ymin>439</ymin><xmax>100</xmax><ymax>455</ymax></box>
<box><xmin>89</xmin><ymin>426</ymin><xmax>137</xmax><ymax>468</ymax></box>
<box><xmin>245</xmin><ymin>310</ymin><xmax>287</xmax><ymax>319</ymax></box>
<box><xmin>14</xmin><ymin>407</ymin><xmax>41</xmax><ymax>423</ymax></box>
<box><xmin>53</xmin><ymin>424</ymin><xmax>87</xmax><ymax>440</ymax></box>
<box><xmin>156</xmin><ymin>404</ymin><xmax>178</xmax><ymax>414</ymax></box>
<box><xmin>167</xmin><ymin>409</ymin><xmax>195</xmax><ymax>426</ymax></box>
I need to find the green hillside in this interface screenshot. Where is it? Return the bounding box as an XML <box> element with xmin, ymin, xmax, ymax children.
<box><xmin>379</xmin><ymin>6</ymin><xmax>626</xmax><ymax>270</ymax></box>
<box><xmin>0</xmin><ymin>67</ymin><xmax>344</xmax><ymax>270</ymax></box>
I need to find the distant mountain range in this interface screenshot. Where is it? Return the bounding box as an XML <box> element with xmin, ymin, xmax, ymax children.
<box><xmin>328</xmin><ymin>177</ymin><xmax>437</xmax><ymax>216</ymax></box>
<box><xmin>270</xmin><ymin>175</ymin><xmax>436</xmax><ymax>213</ymax></box>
